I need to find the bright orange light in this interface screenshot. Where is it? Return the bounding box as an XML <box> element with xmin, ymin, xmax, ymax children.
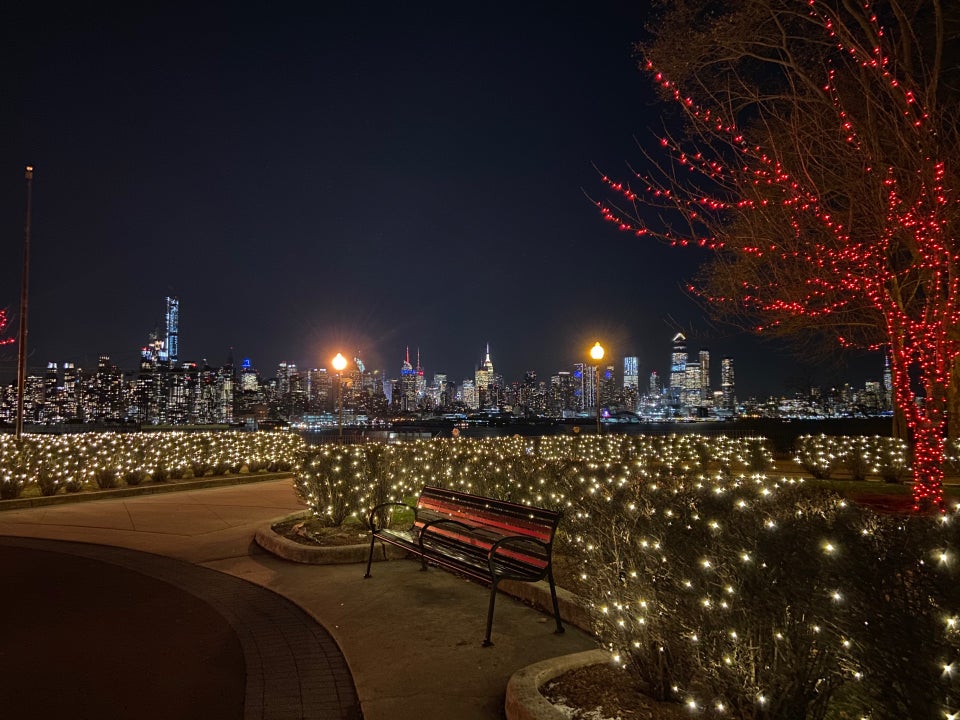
<box><xmin>590</xmin><ymin>342</ymin><xmax>605</xmax><ymax>361</ymax></box>
<box><xmin>332</xmin><ymin>353</ymin><xmax>347</xmax><ymax>372</ymax></box>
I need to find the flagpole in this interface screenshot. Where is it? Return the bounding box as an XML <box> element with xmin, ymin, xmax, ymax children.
<box><xmin>15</xmin><ymin>165</ymin><xmax>33</xmax><ymax>440</ymax></box>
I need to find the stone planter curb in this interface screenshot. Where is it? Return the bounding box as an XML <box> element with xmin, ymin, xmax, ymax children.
<box><xmin>505</xmin><ymin>648</ymin><xmax>611</xmax><ymax>720</ymax></box>
<box><xmin>499</xmin><ymin>578</ymin><xmax>591</xmax><ymax>632</ymax></box>
<box><xmin>254</xmin><ymin>512</ymin><xmax>409</xmax><ymax>565</ymax></box>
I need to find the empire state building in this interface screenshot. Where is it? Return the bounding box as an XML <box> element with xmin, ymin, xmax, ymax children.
<box><xmin>475</xmin><ymin>343</ymin><xmax>495</xmax><ymax>409</ymax></box>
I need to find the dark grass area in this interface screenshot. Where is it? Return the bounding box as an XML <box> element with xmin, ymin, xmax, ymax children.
<box><xmin>0</xmin><ymin>545</ymin><xmax>245</xmax><ymax>720</ymax></box>
<box><xmin>814</xmin><ymin>478</ymin><xmax>960</xmax><ymax>513</ymax></box>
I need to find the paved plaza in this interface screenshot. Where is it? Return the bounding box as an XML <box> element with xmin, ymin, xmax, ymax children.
<box><xmin>0</xmin><ymin>479</ymin><xmax>597</xmax><ymax>719</ymax></box>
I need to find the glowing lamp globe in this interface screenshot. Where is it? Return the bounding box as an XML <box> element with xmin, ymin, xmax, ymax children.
<box><xmin>590</xmin><ymin>342</ymin><xmax>605</xmax><ymax>362</ymax></box>
<box><xmin>332</xmin><ymin>353</ymin><xmax>347</xmax><ymax>372</ymax></box>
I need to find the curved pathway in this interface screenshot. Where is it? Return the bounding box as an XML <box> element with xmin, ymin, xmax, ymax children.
<box><xmin>0</xmin><ymin>536</ymin><xmax>361</xmax><ymax>720</ymax></box>
<box><xmin>0</xmin><ymin>478</ymin><xmax>598</xmax><ymax>719</ymax></box>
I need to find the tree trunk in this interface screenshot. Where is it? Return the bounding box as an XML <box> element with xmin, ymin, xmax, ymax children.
<box><xmin>888</xmin><ymin>336</ymin><xmax>947</xmax><ymax>511</ymax></box>
<box><xmin>892</xmin><ymin>405</ymin><xmax>908</xmax><ymax>440</ymax></box>
<box><xmin>910</xmin><ymin>421</ymin><xmax>946</xmax><ymax>511</ymax></box>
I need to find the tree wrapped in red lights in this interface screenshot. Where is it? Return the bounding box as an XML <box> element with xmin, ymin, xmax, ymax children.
<box><xmin>598</xmin><ymin>0</ymin><xmax>960</xmax><ymax>510</ymax></box>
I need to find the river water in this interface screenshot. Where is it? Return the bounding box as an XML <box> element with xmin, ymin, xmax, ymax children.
<box><xmin>301</xmin><ymin>417</ymin><xmax>893</xmax><ymax>454</ymax></box>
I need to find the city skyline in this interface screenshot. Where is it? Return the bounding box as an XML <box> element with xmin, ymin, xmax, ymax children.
<box><xmin>4</xmin><ymin>317</ymin><xmax>892</xmax><ymax>429</ymax></box>
<box><xmin>1</xmin><ymin>321</ymin><xmax>884</xmax><ymax>399</ymax></box>
<box><xmin>1</xmin><ymin>3</ymin><xmax>881</xmax><ymax>396</ymax></box>
<box><xmin>0</xmin><ymin>324</ymin><xmax>892</xmax><ymax>429</ymax></box>
<box><xmin>11</xmin><ymin>294</ymin><xmax>888</xmax><ymax>404</ymax></box>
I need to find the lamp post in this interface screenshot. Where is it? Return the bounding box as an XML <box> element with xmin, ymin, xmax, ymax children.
<box><xmin>590</xmin><ymin>341</ymin><xmax>604</xmax><ymax>435</ymax></box>
<box><xmin>332</xmin><ymin>352</ymin><xmax>347</xmax><ymax>442</ymax></box>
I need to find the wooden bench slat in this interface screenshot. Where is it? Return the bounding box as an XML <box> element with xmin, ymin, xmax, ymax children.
<box><xmin>417</xmin><ymin>495</ymin><xmax>557</xmax><ymax>540</ymax></box>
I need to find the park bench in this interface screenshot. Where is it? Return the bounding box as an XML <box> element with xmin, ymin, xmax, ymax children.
<box><xmin>364</xmin><ymin>485</ymin><xmax>565</xmax><ymax>646</ymax></box>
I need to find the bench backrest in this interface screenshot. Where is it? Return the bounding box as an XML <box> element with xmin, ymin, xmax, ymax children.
<box><xmin>416</xmin><ymin>486</ymin><xmax>561</xmax><ymax>545</ymax></box>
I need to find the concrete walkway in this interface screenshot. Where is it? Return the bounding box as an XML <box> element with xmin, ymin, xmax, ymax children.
<box><xmin>0</xmin><ymin>479</ymin><xmax>598</xmax><ymax>719</ymax></box>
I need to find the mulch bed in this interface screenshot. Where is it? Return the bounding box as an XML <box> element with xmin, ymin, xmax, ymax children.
<box><xmin>542</xmin><ymin>663</ymin><xmax>689</xmax><ymax>720</ymax></box>
<box><xmin>272</xmin><ymin>517</ymin><xmax>371</xmax><ymax>546</ymax></box>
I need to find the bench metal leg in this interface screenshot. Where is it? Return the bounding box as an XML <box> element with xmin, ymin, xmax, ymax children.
<box><xmin>547</xmin><ymin>566</ymin><xmax>565</xmax><ymax>635</ymax></box>
<box><xmin>364</xmin><ymin>533</ymin><xmax>377</xmax><ymax>578</ymax></box>
<box><xmin>483</xmin><ymin>580</ymin><xmax>500</xmax><ymax>647</ymax></box>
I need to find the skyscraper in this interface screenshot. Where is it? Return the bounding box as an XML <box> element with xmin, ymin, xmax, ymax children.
<box><xmin>882</xmin><ymin>353</ymin><xmax>893</xmax><ymax>410</ymax></box>
<box><xmin>622</xmin><ymin>356</ymin><xmax>639</xmax><ymax>412</ymax></box>
<box><xmin>399</xmin><ymin>347</ymin><xmax>418</xmax><ymax>411</ymax></box>
<box><xmin>669</xmin><ymin>332</ymin><xmax>687</xmax><ymax>406</ymax></box>
<box><xmin>62</xmin><ymin>362</ymin><xmax>79</xmax><ymax>421</ymax></box>
<box><xmin>475</xmin><ymin>343</ymin><xmax>495</xmax><ymax>409</ymax></box>
<box><xmin>240</xmin><ymin>359</ymin><xmax>259</xmax><ymax>392</ymax></box>
<box><xmin>721</xmin><ymin>357</ymin><xmax>735</xmax><ymax>412</ymax></box>
<box><xmin>415</xmin><ymin>349</ymin><xmax>426</xmax><ymax>400</ymax></box>
<box><xmin>348</xmin><ymin>353</ymin><xmax>368</xmax><ymax>410</ymax></box>
<box><xmin>433</xmin><ymin>373</ymin><xmax>449</xmax><ymax>408</ymax></box>
<box><xmin>44</xmin><ymin>363</ymin><xmax>57</xmax><ymax>410</ymax></box>
<box><xmin>584</xmin><ymin>363</ymin><xmax>599</xmax><ymax>411</ymax></box>
<box><xmin>699</xmin><ymin>349</ymin><xmax>711</xmax><ymax>407</ymax></box>
<box><xmin>519</xmin><ymin>370</ymin><xmax>544</xmax><ymax>415</ymax></box>
<box><xmin>623</xmin><ymin>356</ymin><xmax>639</xmax><ymax>392</ymax></box>
<box><xmin>572</xmin><ymin>363</ymin><xmax>586</xmax><ymax>412</ymax></box>
<box><xmin>550</xmin><ymin>371</ymin><xmax>574</xmax><ymax>417</ymax></box>
<box><xmin>683</xmin><ymin>361</ymin><xmax>702</xmax><ymax>407</ymax></box>
<box><xmin>600</xmin><ymin>365</ymin><xmax>615</xmax><ymax>407</ymax></box>
<box><xmin>461</xmin><ymin>378</ymin><xmax>477</xmax><ymax>410</ymax></box>
<box><xmin>95</xmin><ymin>355</ymin><xmax>124</xmax><ymax>422</ymax></box>
<box><xmin>276</xmin><ymin>362</ymin><xmax>297</xmax><ymax>397</ymax></box>
<box><xmin>214</xmin><ymin>363</ymin><xmax>234</xmax><ymax>423</ymax></box>
<box><xmin>649</xmin><ymin>370</ymin><xmax>661</xmax><ymax>397</ymax></box>
<box><xmin>165</xmin><ymin>296</ymin><xmax>179</xmax><ymax>366</ymax></box>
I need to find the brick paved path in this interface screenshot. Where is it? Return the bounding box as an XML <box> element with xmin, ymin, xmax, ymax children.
<box><xmin>0</xmin><ymin>536</ymin><xmax>361</xmax><ymax>720</ymax></box>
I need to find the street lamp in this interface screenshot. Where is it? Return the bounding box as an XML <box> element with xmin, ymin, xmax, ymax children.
<box><xmin>590</xmin><ymin>341</ymin><xmax>604</xmax><ymax>435</ymax></box>
<box><xmin>332</xmin><ymin>352</ymin><xmax>347</xmax><ymax>442</ymax></box>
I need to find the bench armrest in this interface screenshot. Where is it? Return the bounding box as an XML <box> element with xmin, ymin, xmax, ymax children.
<box><xmin>367</xmin><ymin>501</ymin><xmax>416</xmax><ymax>532</ymax></box>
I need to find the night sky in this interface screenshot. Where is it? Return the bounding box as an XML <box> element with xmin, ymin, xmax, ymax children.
<box><xmin>0</xmin><ymin>1</ymin><xmax>881</xmax><ymax>396</ymax></box>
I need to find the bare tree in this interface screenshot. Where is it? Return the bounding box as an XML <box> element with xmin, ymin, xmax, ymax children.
<box><xmin>597</xmin><ymin>0</ymin><xmax>960</xmax><ymax>509</ymax></box>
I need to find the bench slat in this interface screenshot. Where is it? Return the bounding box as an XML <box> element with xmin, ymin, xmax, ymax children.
<box><xmin>417</xmin><ymin>491</ymin><xmax>558</xmax><ymax>543</ymax></box>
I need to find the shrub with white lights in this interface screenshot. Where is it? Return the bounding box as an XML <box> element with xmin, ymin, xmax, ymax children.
<box><xmin>795</xmin><ymin>434</ymin><xmax>912</xmax><ymax>483</ymax></box>
<box><xmin>0</xmin><ymin>431</ymin><xmax>304</xmax><ymax>499</ymax></box>
<box><xmin>295</xmin><ymin>435</ymin><xmax>958</xmax><ymax>718</ymax></box>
